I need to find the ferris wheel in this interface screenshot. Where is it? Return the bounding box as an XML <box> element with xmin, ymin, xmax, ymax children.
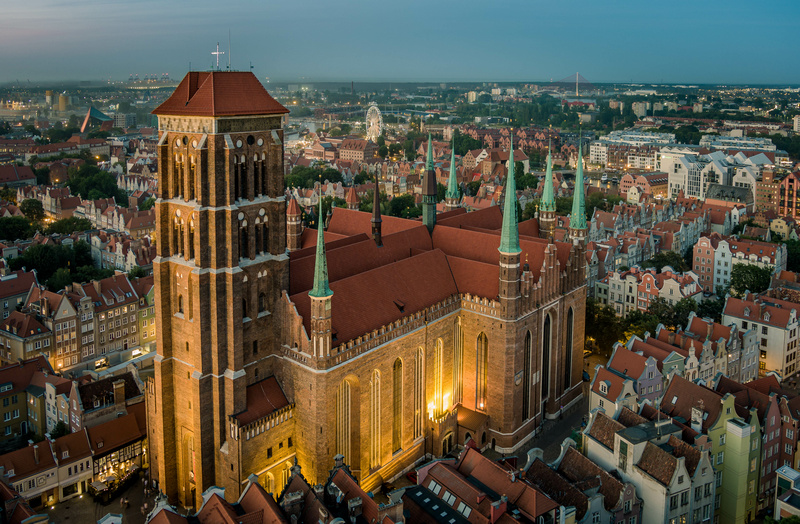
<box><xmin>365</xmin><ymin>103</ymin><xmax>383</xmax><ymax>142</ymax></box>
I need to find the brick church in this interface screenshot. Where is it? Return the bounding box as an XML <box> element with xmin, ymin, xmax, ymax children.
<box><xmin>146</xmin><ymin>71</ymin><xmax>587</xmax><ymax>509</ymax></box>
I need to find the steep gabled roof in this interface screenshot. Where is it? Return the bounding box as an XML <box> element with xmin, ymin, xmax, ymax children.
<box><xmin>153</xmin><ymin>72</ymin><xmax>289</xmax><ymax>117</ymax></box>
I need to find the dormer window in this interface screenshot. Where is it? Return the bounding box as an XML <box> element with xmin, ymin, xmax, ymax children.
<box><xmin>62</xmin><ymin>451</ymin><xmax>68</xmax><ymax>459</ymax></box>
<box><xmin>764</xmin><ymin>313</ymin><xmax>771</xmax><ymax>322</ymax></box>
<box><xmin>744</xmin><ymin>307</ymin><xmax>750</xmax><ymax>317</ymax></box>
<box><xmin>600</xmin><ymin>382</ymin><xmax>609</xmax><ymax>395</ymax></box>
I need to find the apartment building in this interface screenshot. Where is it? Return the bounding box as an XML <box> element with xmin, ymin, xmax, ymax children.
<box><xmin>659</xmin><ymin>376</ymin><xmax>761</xmax><ymax>523</ymax></box>
<box><xmin>723</xmin><ymin>294</ymin><xmax>800</xmax><ymax>378</ymax></box>
<box><xmin>584</xmin><ymin>408</ymin><xmax>716</xmax><ymax>524</ymax></box>
<box><xmin>597</xmin><ymin>266</ymin><xmax>701</xmax><ymax>317</ymax></box>
<box><xmin>0</xmin><ymin>271</ymin><xmax>37</xmax><ymax>321</ymax></box>
<box><xmin>693</xmin><ymin>233</ymin><xmax>787</xmax><ymax>294</ymax></box>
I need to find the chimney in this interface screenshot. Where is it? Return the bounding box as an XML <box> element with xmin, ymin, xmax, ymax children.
<box><xmin>281</xmin><ymin>491</ymin><xmax>304</xmax><ymax>519</ymax></box>
<box><xmin>490</xmin><ymin>495</ymin><xmax>508</xmax><ymax>523</ymax></box>
<box><xmin>33</xmin><ymin>444</ymin><xmax>39</xmax><ymax>465</ymax></box>
<box><xmin>348</xmin><ymin>497</ymin><xmax>363</xmax><ymax>519</ymax></box>
<box><xmin>333</xmin><ymin>454</ymin><xmax>344</xmax><ymax>468</ymax></box>
<box><xmin>113</xmin><ymin>379</ymin><xmax>126</xmax><ymax>410</ymax></box>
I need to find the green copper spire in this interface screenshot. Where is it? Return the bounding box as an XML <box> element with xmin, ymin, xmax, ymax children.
<box><xmin>426</xmin><ymin>133</ymin><xmax>434</xmax><ymax>172</ymax></box>
<box><xmin>541</xmin><ymin>139</ymin><xmax>555</xmax><ymax>213</ymax></box>
<box><xmin>569</xmin><ymin>142</ymin><xmax>587</xmax><ymax>231</ymax></box>
<box><xmin>446</xmin><ymin>138</ymin><xmax>459</xmax><ymax>200</ymax></box>
<box><xmin>309</xmin><ymin>196</ymin><xmax>333</xmax><ymax>298</ymax></box>
<box><xmin>498</xmin><ymin>135</ymin><xmax>521</xmax><ymax>254</ymax></box>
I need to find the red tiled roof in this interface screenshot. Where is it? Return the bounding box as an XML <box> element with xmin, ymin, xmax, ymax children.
<box><xmin>0</xmin><ymin>271</ymin><xmax>37</xmax><ymax>300</ymax></box>
<box><xmin>636</xmin><ymin>442</ymin><xmax>676</xmax><ymax>486</ymax></box>
<box><xmin>0</xmin><ymin>311</ymin><xmax>49</xmax><ymax>339</ymax></box>
<box><xmin>289</xmin><ymin>226</ymin><xmax>432</xmax><ymax>295</ymax></box>
<box><xmin>153</xmin><ymin>72</ymin><xmax>289</xmax><ymax>117</ymax></box>
<box><xmin>608</xmin><ymin>346</ymin><xmax>648</xmax><ymax>380</ymax></box>
<box><xmin>0</xmin><ymin>166</ymin><xmax>35</xmax><ymax>185</ymax></box>
<box><xmin>290</xmin><ymin>249</ymin><xmax>458</xmax><ymax>347</ymax></box>
<box><xmin>0</xmin><ymin>441</ymin><xmax>56</xmax><ymax>480</ymax></box>
<box><xmin>587</xmin><ymin>411</ymin><xmax>624</xmax><ymax>450</ymax></box>
<box><xmin>53</xmin><ymin>429</ymin><xmax>92</xmax><ymax>465</ymax></box>
<box><xmin>591</xmin><ymin>366</ymin><xmax>627</xmax><ymax>402</ymax></box>
<box><xmin>236</xmin><ymin>377</ymin><xmax>289</xmax><ymax>425</ymax></box>
<box><xmin>558</xmin><ymin>446</ymin><xmax>624</xmax><ymax>513</ymax></box>
<box><xmin>526</xmin><ymin>459</ymin><xmax>588</xmax><ymax>520</ymax></box>
<box><xmin>87</xmin><ymin>402</ymin><xmax>146</xmax><ymax>455</ymax></box>
<box><xmin>327</xmin><ymin>208</ymin><xmax>419</xmax><ymax>237</ymax></box>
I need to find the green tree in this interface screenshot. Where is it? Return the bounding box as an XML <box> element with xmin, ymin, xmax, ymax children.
<box><xmin>353</xmin><ymin>171</ymin><xmax>370</xmax><ymax>185</ymax></box>
<box><xmin>66</xmin><ymin>164</ymin><xmax>127</xmax><ymax>205</ymax></box>
<box><xmin>20</xmin><ymin>199</ymin><xmax>44</xmax><ymax>221</ymax></box>
<box><xmin>128</xmin><ymin>266</ymin><xmax>146</xmax><ymax>279</ymax></box>
<box><xmin>378</xmin><ymin>144</ymin><xmax>389</xmax><ymax>158</ymax></box>
<box><xmin>585</xmin><ymin>298</ymin><xmax>625</xmax><ymax>355</ymax></box>
<box><xmin>642</xmin><ymin>251</ymin><xmax>690</xmax><ymax>273</ymax></box>
<box><xmin>388</xmin><ymin>194</ymin><xmax>417</xmax><ymax>217</ymax></box>
<box><xmin>697</xmin><ymin>297</ymin><xmax>724</xmax><ymax>323</ymax></box>
<box><xmin>466</xmin><ymin>181</ymin><xmax>481</xmax><ymax>196</ymax></box>
<box><xmin>436</xmin><ymin>183</ymin><xmax>446</xmax><ymax>203</ymax></box>
<box><xmin>0</xmin><ymin>216</ymin><xmax>36</xmax><ymax>241</ymax></box>
<box><xmin>0</xmin><ymin>187</ymin><xmax>16</xmax><ymax>204</ymax></box>
<box><xmin>729</xmin><ymin>264</ymin><xmax>772</xmax><ymax>296</ymax></box>
<box><xmin>388</xmin><ymin>143</ymin><xmax>402</xmax><ymax>156</ymax></box>
<box><xmin>49</xmin><ymin>420</ymin><xmax>71</xmax><ymax>439</ymax></box>
<box><xmin>34</xmin><ymin>167</ymin><xmax>50</xmax><ymax>185</ymax></box>
<box><xmin>138</xmin><ymin>197</ymin><xmax>156</xmax><ymax>211</ymax></box>
<box><xmin>45</xmin><ymin>217</ymin><xmax>93</xmax><ymax>235</ymax></box>
<box><xmin>73</xmin><ymin>240</ymin><xmax>92</xmax><ymax>267</ymax></box>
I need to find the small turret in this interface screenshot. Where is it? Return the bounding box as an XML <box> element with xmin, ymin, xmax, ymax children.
<box><xmin>371</xmin><ymin>175</ymin><xmax>382</xmax><ymax>247</ymax></box>
<box><xmin>445</xmin><ymin>137</ymin><xmax>460</xmax><ymax>211</ymax></box>
<box><xmin>422</xmin><ymin>133</ymin><xmax>437</xmax><ymax>232</ymax></box>
<box><xmin>568</xmin><ymin>140</ymin><xmax>587</xmax><ymax>245</ymax></box>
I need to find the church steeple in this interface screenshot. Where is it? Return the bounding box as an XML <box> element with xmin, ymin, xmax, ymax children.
<box><xmin>371</xmin><ymin>174</ymin><xmax>382</xmax><ymax>247</ymax></box>
<box><xmin>445</xmin><ymin>138</ymin><xmax>460</xmax><ymax>211</ymax></box>
<box><xmin>309</xmin><ymin>197</ymin><xmax>333</xmax><ymax>298</ymax></box>
<box><xmin>569</xmin><ymin>140</ymin><xmax>588</xmax><ymax>244</ymax></box>
<box><xmin>422</xmin><ymin>133</ymin><xmax>437</xmax><ymax>232</ymax></box>
<box><xmin>498</xmin><ymin>134</ymin><xmax>521</xmax><ymax>255</ymax></box>
<box><xmin>539</xmin><ymin>139</ymin><xmax>556</xmax><ymax>239</ymax></box>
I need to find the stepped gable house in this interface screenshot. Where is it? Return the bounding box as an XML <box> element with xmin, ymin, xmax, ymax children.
<box><xmin>147</xmin><ymin>71</ymin><xmax>587</xmax><ymax>509</ymax></box>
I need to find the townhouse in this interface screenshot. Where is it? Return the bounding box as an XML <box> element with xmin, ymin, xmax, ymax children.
<box><xmin>598</xmin><ymin>266</ymin><xmax>701</xmax><ymax>318</ymax></box>
<box><xmin>693</xmin><ymin>233</ymin><xmax>787</xmax><ymax>294</ymax></box>
<box><xmin>584</xmin><ymin>408</ymin><xmax>715</xmax><ymax>524</ymax></box>
<box><xmin>722</xmin><ymin>294</ymin><xmax>799</xmax><ymax>378</ymax></box>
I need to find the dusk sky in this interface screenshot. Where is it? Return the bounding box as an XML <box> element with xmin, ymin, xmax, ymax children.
<box><xmin>3</xmin><ymin>0</ymin><xmax>798</xmax><ymax>85</ymax></box>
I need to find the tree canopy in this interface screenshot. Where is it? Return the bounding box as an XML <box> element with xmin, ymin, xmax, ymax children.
<box><xmin>45</xmin><ymin>216</ymin><xmax>93</xmax><ymax>235</ymax></box>
<box><xmin>66</xmin><ymin>164</ymin><xmax>127</xmax><ymax>204</ymax></box>
<box><xmin>20</xmin><ymin>199</ymin><xmax>44</xmax><ymax>222</ymax></box>
<box><xmin>642</xmin><ymin>251</ymin><xmax>690</xmax><ymax>273</ymax></box>
<box><xmin>729</xmin><ymin>264</ymin><xmax>772</xmax><ymax>296</ymax></box>
<box><xmin>0</xmin><ymin>216</ymin><xmax>36</xmax><ymax>242</ymax></box>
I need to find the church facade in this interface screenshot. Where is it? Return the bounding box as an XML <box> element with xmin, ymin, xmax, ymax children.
<box><xmin>146</xmin><ymin>71</ymin><xmax>587</xmax><ymax>509</ymax></box>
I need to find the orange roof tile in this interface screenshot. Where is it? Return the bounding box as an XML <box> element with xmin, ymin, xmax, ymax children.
<box><xmin>153</xmin><ymin>72</ymin><xmax>289</xmax><ymax>117</ymax></box>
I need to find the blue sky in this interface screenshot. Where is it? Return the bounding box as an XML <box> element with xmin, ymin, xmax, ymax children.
<box><xmin>2</xmin><ymin>0</ymin><xmax>797</xmax><ymax>84</ymax></box>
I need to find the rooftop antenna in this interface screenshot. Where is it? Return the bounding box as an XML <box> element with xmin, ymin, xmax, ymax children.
<box><xmin>249</xmin><ymin>61</ymin><xmax>254</xmax><ymax>72</ymax></box>
<box><xmin>212</xmin><ymin>42</ymin><xmax>225</xmax><ymax>71</ymax></box>
<box><xmin>228</xmin><ymin>29</ymin><xmax>231</xmax><ymax>71</ymax></box>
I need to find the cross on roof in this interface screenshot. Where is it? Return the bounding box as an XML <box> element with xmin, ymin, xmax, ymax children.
<box><xmin>212</xmin><ymin>42</ymin><xmax>225</xmax><ymax>71</ymax></box>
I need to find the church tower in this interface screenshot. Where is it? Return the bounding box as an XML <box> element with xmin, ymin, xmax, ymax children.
<box><xmin>149</xmin><ymin>71</ymin><xmax>289</xmax><ymax>509</ymax></box>
<box><xmin>498</xmin><ymin>134</ymin><xmax>521</xmax><ymax>320</ymax></box>
<box><xmin>445</xmin><ymin>139</ymin><xmax>460</xmax><ymax>211</ymax></box>
<box><xmin>422</xmin><ymin>133</ymin><xmax>437</xmax><ymax>232</ymax></box>
<box><xmin>539</xmin><ymin>140</ymin><xmax>556</xmax><ymax>239</ymax></box>
<box><xmin>371</xmin><ymin>174</ymin><xmax>382</xmax><ymax>246</ymax></box>
<box><xmin>568</xmin><ymin>142</ymin><xmax>588</xmax><ymax>245</ymax></box>
<box><xmin>309</xmin><ymin>197</ymin><xmax>333</xmax><ymax>357</ymax></box>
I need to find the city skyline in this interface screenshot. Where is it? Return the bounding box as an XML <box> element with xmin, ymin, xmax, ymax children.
<box><xmin>3</xmin><ymin>0</ymin><xmax>798</xmax><ymax>85</ymax></box>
